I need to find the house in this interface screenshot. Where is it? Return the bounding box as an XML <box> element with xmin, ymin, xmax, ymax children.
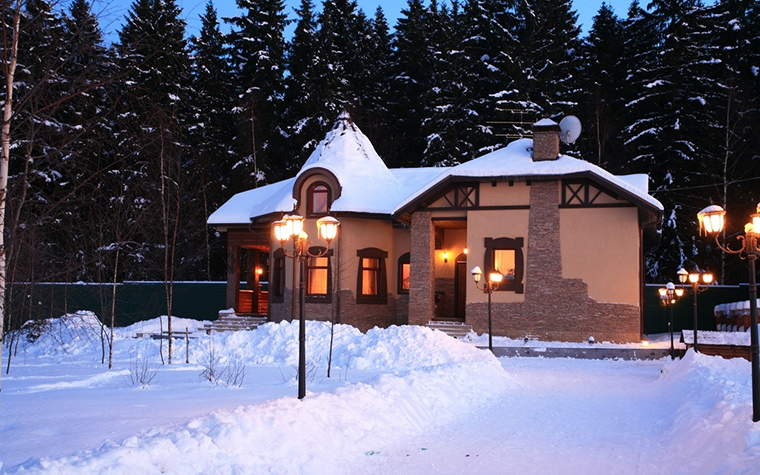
<box><xmin>208</xmin><ymin>113</ymin><xmax>663</xmax><ymax>342</ymax></box>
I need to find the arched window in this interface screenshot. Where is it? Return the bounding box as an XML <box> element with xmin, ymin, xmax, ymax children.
<box><xmin>357</xmin><ymin>247</ymin><xmax>388</xmax><ymax>304</ymax></box>
<box><xmin>308</xmin><ymin>183</ymin><xmax>330</xmax><ymax>217</ymax></box>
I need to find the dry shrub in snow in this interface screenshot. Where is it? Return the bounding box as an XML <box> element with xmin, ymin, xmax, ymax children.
<box><xmin>199</xmin><ymin>338</ymin><xmax>246</xmax><ymax>387</ymax></box>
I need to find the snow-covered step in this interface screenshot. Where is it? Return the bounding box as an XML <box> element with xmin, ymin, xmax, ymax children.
<box><xmin>426</xmin><ymin>321</ymin><xmax>473</xmax><ymax>338</ymax></box>
<box><xmin>202</xmin><ymin>314</ymin><xmax>268</xmax><ymax>334</ymax></box>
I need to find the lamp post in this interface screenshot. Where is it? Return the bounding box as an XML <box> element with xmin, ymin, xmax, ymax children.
<box><xmin>658</xmin><ymin>282</ymin><xmax>684</xmax><ymax>359</ymax></box>
<box><xmin>697</xmin><ymin>203</ymin><xmax>760</xmax><ymax>422</ymax></box>
<box><xmin>677</xmin><ymin>268</ymin><xmax>713</xmax><ymax>353</ymax></box>
<box><xmin>471</xmin><ymin>266</ymin><xmax>503</xmax><ymax>352</ymax></box>
<box><xmin>272</xmin><ymin>214</ymin><xmax>339</xmax><ymax>399</ymax></box>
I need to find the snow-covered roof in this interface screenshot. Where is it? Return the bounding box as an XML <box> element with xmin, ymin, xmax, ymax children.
<box><xmin>208</xmin><ymin>121</ymin><xmax>662</xmax><ymax>227</ymax></box>
<box><xmin>207</xmin><ymin>178</ymin><xmax>296</xmax><ymax>225</ymax></box>
<box><xmin>393</xmin><ymin>139</ymin><xmax>663</xmax><ymax>214</ymax></box>
<box><xmin>294</xmin><ymin>113</ymin><xmax>413</xmax><ymax>214</ymax></box>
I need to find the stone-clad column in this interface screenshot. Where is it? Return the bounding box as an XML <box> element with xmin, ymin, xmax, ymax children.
<box><xmin>409</xmin><ymin>211</ymin><xmax>435</xmax><ymax>325</ymax></box>
<box><xmin>525</xmin><ymin>180</ymin><xmax>562</xmax><ymax>299</ymax></box>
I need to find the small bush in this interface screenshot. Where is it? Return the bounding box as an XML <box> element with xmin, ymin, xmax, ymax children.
<box><xmin>126</xmin><ymin>350</ymin><xmax>158</xmax><ymax>388</ymax></box>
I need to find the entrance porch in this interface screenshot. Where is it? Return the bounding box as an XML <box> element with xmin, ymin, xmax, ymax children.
<box><xmin>225</xmin><ymin>229</ymin><xmax>270</xmax><ymax>317</ymax></box>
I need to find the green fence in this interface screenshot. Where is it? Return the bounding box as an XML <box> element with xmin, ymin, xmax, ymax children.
<box><xmin>10</xmin><ymin>282</ymin><xmax>229</xmax><ymax>327</ymax></box>
<box><xmin>644</xmin><ymin>283</ymin><xmax>751</xmax><ymax>335</ymax></box>
<box><xmin>10</xmin><ymin>281</ymin><xmax>754</xmax><ymax>332</ymax></box>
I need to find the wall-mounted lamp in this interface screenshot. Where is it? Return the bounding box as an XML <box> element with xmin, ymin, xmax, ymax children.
<box><xmin>464</xmin><ymin>248</ymin><xmax>468</xmax><ymax>255</ymax></box>
<box><xmin>442</xmin><ymin>251</ymin><xmax>449</xmax><ymax>263</ymax></box>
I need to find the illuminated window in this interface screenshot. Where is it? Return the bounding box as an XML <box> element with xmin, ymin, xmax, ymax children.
<box><xmin>306</xmin><ymin>247</ymin><xmax>332</xmax><ymax>303</ymax></box>
<box><xmin>484</xmin><ymin>237</ymin><xmax>524</xmax><ymax>293</ymax></box>
<box><xmin>362</xmin><ymin>258</ymin><xmax>380</xmax><ymax>295</ymax></box>
<box><xmin>272</xmin><ymin>249</ymin><xmax>285</xmax><ymax>302</ymax></box>
<box><xmin>493</xmin><ymin>249</ymin><xmax>516</xmax><ymax>280</ymax></box>
<box><xmin>308</xmin><ymin>184</ymin><xmax>330</xmax><ymax>216</ymax></box>
<box><xmin>398</xmin><ymin>252</ymin><xmax>410</xmax><ymax>294</ymax></box>
<box><xmin>356</xmin><ymin>248</ymin><xmax>388</xmax><ymax>304</ymax></box>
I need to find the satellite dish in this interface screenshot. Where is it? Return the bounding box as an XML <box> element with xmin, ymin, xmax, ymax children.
<box><xmin>559</xmin><ymin>115</ymin><xmax>582</xmax><ymax>144</ymax></box>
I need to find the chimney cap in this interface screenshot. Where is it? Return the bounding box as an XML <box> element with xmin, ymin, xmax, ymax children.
<box><xmin>532</xmin><ymin>118</ymin><xmax>560</xmax><ymax>131</ymax></box>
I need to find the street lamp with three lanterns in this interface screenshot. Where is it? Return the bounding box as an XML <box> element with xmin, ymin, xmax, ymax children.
<box><xmin>471</xmin><ymin>266</ymin><xmax>504</xmax><ymax>352</ymax></box>
<box><xmin>272</xmin><ymin>213</ymin><xmax>339</xmax><ymax>399</ymax></box>
<box><xmin>676</xmin><ymin>268</ymin><xmax>713</xmax><ymax>353</ymax></box>
<box><xmin>697</xmin><ymin>203</ymin><xmax>760</xmax><ymax>422</ymax></box>
<box><xmin>658</xmin><ymin>282</ymin><xmax>684</xmax><ymax>359</ymax></box>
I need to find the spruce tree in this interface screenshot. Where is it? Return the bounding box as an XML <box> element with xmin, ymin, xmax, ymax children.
<box><xmin>621</xmin><ymin>0</ymin><xmax>718</xmax><ymax>282</ymax></box>
<box><xmin>225</xmin><ymin>0</ymin><xmax>289</xmax><ymax>184</ymax></box>
<box><xmin>188</xmin><ymin>1</ymin><xmax>235</xmax><ymax>279</ymax></box>
<box><xmin>578</xmin><ymin>3</ymin><xmax>626</xmax><ymax>169</ymax></box>
<box><xmin>117</xmin><ymin>0</ymin><xmax>192</xmax><ymax>362</ymax></box>
<box><xmin>690</xmin><ymin>0</ymin><xmax>760</xmax><ymax>283</ymax></box>
<box><xmin>60</xmin><ymin>0</ymin><xmax>117</xmax><ymax>282</ymax></box>
<box><xmin>8</xmin><ymin>0</ymin><xmax>70</xmax><ymax>290</ymax></box>
<box><xmin>283</xmin><ymin>0</ymin><xmax>322</xmax><ymax>172</ymax></box>
<box><xmin>388</xmin><ymin>0</ymin><xmax>436</xmax><ymax>167</ymax></box>
<box><xmin>509</xmin><ymin>0</ymin><xmax>582</xmax><ymax>119</ymax></box>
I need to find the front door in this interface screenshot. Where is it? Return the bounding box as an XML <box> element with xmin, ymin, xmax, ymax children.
<box><xmin>454</xmin><ymin>260</ymin><xmax>467</xmax><ymax>319</ymax></box>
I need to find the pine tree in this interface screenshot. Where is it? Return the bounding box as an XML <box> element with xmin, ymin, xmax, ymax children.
<box><xmin>388</xmin><ymin>0</ymin><xmax>436</xmax><ymax>167</ymax></box>
<box><xmin>225</xmin><ymin>0</ymin><xmax>289</xmax><ymax>184</ymax></box>
<box><xmin>283</xmin><ymin>0</ymin><xmax>323</xmax><ymax>173</ymax></box>
<box><xmin>7</xmin><ymin>0</ymin><xmax>70</xmax><ymax>290</ymax></box>
<box><xmin>117</xmin><ymin>0</ymin><xmax>192</xmax><ymax>363</ymax></box>
<box><xmin>188</xmin><ymin>1</ymin><xmax>236</xmax><ymax>279</ymax></box>
<box><xmin>60</xmin><ymin>0</ymin><xmax>117</xmax><ymax>283</ymax></box>
<box><xmin>621</xmin><ymin>0</ymin><xmax>718</xmax><ymax>282</ymax></box>
<box><xmin>313</xmin><ymin>0</ymin><xmax>365</xmax><ymax>113</ymax></box>
<box><xmin>352</xmin><ymin>7</ymin><xmax>394</xmax><ymax>149</ymax></box>
<box><xmin>690</xmin><ymin>0</ymin><xmax>760</xmax><ymax>283</ymax></box>
<box><xmin>578</xmin><ymin>3</ymin><xmax>626</xmax><ymax>169</ymax></box>
<box><xmin>509</xmin><ymin>0</ymin><xmax>582</xmax><ymax>118</ymax></box>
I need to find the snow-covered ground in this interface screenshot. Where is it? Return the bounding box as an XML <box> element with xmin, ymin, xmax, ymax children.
<box><xmin>2</xmin><ymin>312</ymin><xmax>760</xmax><ymax>474</ymax></box>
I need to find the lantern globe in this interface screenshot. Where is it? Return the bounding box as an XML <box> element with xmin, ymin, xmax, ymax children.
<box><xmin>697</xmin><ymin>205</ymin><xmax>726</xmax><ymax>234</ymax></box>
<box><xmin>471</xmin><ymin>266</ymin><xmax>483</xmax><ymax>283</ymax></box>
<box><xmin>273</xmin><ymin>219</ymin><xmax>289</xmax><ymax>242</ymax></box>
<box><xmin>284</xmin><ymin>214</ymin><xmax>304</xmax><ymax>238</ymax></box>
<box><xmin>316</xmin><ymin>216</ymin><xmax>339</xmax><ymax>242</ymax></box>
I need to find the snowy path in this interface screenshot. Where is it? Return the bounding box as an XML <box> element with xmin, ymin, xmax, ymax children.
<box><xmin>357</xmin><ymin>357</ymin><xmax>670</xmax><ymax>474</ymax></box>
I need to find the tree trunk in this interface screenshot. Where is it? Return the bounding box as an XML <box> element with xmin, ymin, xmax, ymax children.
<box><xmin>0</xmin><ymin>0</ymin><xmax>23</xmax><ymax>395</ymax></box>
<box><xmin>108</xmin><ymin>244</ymin><xmax>120</xmax><ymax>369</ymax></box>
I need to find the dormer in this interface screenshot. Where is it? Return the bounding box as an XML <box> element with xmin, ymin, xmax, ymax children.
<box><xmin>293</xmin><ymin>168</ymin><xmax>341</xmax><ymax>217</ymax></box>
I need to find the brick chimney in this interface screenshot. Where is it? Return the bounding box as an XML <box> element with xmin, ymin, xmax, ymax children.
<box><xmin>531</xmin><ymin>118</ymin><xmax>561</xmax><ymax>161</ymax></box>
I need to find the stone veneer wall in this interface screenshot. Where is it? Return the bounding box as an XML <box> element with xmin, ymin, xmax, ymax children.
<box><xmin>409</xmin><ymin>211</ymin><xmax>435</xmax><ymax>326</ymax></box>
<box><xmin>269</xmin><ymin>290</ymin><xmax>398</xmax><ymax>333</ymax></box>
<box><xmin>466</xmin><ymin>180</ymin><xmax>641</xmax><ymax>342</ymax></box>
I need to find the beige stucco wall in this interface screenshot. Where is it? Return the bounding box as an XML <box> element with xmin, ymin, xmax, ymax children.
<box><xmin>290</xmin><ymin>172</ymin><xmax>400</xmax><ymax>295</ymax></box>
<box><xmin>335</xmin><ymin>216</ymin><xmax>398</xmax><ymax>294</ymax></box>
<box><xmin>560</xmin><ymin>206</ymin><xmax>640</xmax><ymax>305</ymax></box>
<box><xmin>467</xmin><ymin>209</ymin><xmax>530</xmax><ymax>304</ymax></box>
<box><xmin>467</xmin><ymin>181</ymin><xmax>530</xmax><ymax>304</ymax></box>
<box><xmin>478</xmin><ymin>180</ymin><xmax>531</xmax><ymax>207</ymax></box>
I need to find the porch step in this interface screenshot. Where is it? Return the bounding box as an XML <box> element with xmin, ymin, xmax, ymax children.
<box><xmin>202</xmin><ymin>314</ymin><xmax>268</xmax><ymax>334</ymax></box>
<box><xmin>426</xmin><ymin>321</ymin><xmax>473</xmax><ymax>338</ymax></box>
